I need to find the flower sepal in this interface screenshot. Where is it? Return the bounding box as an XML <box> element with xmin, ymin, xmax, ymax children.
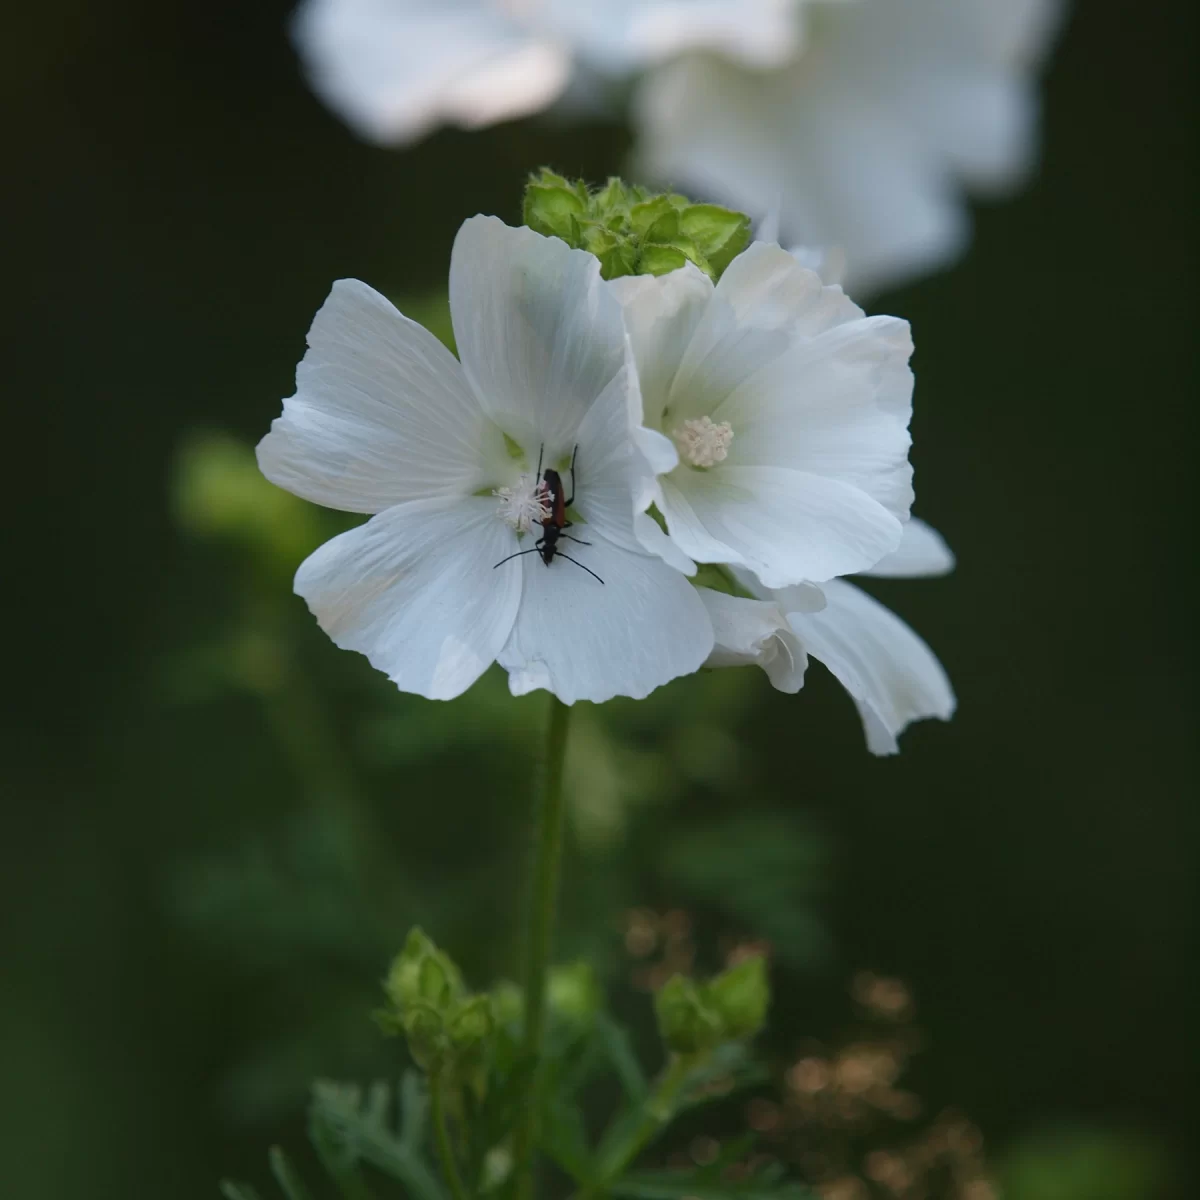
<box><xmin>522</xmin><ymin>169</ymin><xmax>750</xmax><ymax>281</ymax></box>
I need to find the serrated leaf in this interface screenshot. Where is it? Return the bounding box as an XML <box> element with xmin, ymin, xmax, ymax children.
<box><xmin>679</xmin><ymin>205</ymin><xmax>752</xmax><ymax>276</ymax></box>
<box><xmin>523</xmin><ymin>184</ymin><xmax>585</xmax><ymax>243</ymax></box>
<box><xmin>638</xmin><ymin>244</ymin><xmax>691</xmax><ymax>276</ymax></box>
<box><xmin>269</xmin><ymin>1147</ymin><xmax>315</xmax><ymax>1200</ymax></box>
<box><xmin>629</xmin><ymin>196</ymin><xmax>677</xmax><ymax>237</ymax></box>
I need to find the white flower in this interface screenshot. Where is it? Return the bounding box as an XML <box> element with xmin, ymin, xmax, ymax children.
<box><xmin>634</xmin><ymin>0</ymin><xmax>1066</xmax><ymax>293</ymax></box>
<box><xmin>611</xmin><ymin>242</ymin><xmax>914</xmax><ymax>590</ymax></box>
<box><xmin>257</xmin><ymin>216</ymin><xmax>713</xmax><ymax>704</ymax></box>
<box><xmin>292</xmin><ymin>0</ymin><xmax>802</xmax><ymax>145</ymax></box>
<box><xmin>699</xmin><ymin>519</ymin><xmax>957</xmax><ymax>754</ymax></box>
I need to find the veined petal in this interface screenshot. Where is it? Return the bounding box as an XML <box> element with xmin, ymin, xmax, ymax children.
<box><xmin>713</xmin><ymin>241</ymin><xmax>863</xmax><ymax>334</ymax></box>
<box><xmin>661</xmin><ymin>465</ymin><xmax>903</xmax><ymax>588</ymax></box>
<box><xmin>788</xmin><ymin>579</ymin><xmax>955</xmax><ymax>755</ymax></box>
<box><xmin>609</xmin><ymin>264</ymin><xmax>712</xmax><ymax>429</ymax></box>
<box><xmin>698</xmin><ymin>587</ymin><xmax>807</xmax><ymax>693</ymax></box>
<box><xmin>292</xmin><ymin>0</ymin><xmax>570</xmax><ymax>144</ymax></box>
<box><xmin>258</xmin><ymin>280</ymin><xmax>505</xmax><ymax>513</ymax></box>
<box><xmin>496</xmin><ymin>535</ymin><xmax>713</xmax><ymax>704</ymax></box>
<box><xmin>294</xmin><ymin>496</ymin><xmax>521</xmax><ymax>700</ymax></box>
<box><xmin>449</xmin><ymin>216</ymin><xmax>628</xmax><ymax>460</ymax></box>
<box><xmin>718</xmin><ymin>314</ymin><xmax>915</xmax><ymax>520</ymax></box>
<box><xmin>863</xmin><ymin>519</ymin><xmax>955</xmax><ymax>579</ymax></box>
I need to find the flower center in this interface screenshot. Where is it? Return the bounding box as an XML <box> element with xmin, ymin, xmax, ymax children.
<box><xmin>673</xmin><ymin>416</ymin><xmax>734</xmax><ymax>468</ymax></box>
<box><xmin>494</xmin><ymin>473</ymin><xmax>550</xmax><ymax>534</ymax></box>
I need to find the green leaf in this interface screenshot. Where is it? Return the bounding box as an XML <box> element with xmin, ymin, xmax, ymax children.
<box><xmin>538</xmin><ymin>1096</ymin><xmax>595</xmax><ymax>1184</ymax></box>
<box><xmin>679</xmin><ymin>205</ymin><xmax>752</xmax><ymax>276</ymax></box>
<box><xmin>523</xmin><ymin>183</ymin><xmax>586</xmax><ymax>243</ymax></box>
<box><xmin>629</xmin><ymin>196</ymin><xmax>678</xmax><ymax>239</ymax></box>
<box><xmin>219</xmin><ymin>1183</ymin><xmax>263</xmax><ymax>1200</ymax></box>
<box><xmin>637</xmin><ymin>244</ymin><xmax>692</xmax><ymax>277</ymax></box>
<box><xmin>593</xmin><ymin>1013</ymin><xmax>648</xmax><ymax>1101</ymax></box>
<box><xmin>269</xmin><ymin>1147</ymin><xmax>315</xmax><ymax>1200</ymax></box>
<box><xmin>611</xmin><ymin>1170</ymin><xmax>814</xmax><ymax>1199</ymax></box>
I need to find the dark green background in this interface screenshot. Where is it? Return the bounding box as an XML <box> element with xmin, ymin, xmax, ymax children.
<box><xmin>4</xmin><ymin>1</ymin><xmax>1194</xmax><ymax>1196</ymax></box>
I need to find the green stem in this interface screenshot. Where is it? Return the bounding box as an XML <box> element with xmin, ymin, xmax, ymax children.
<box><xmin>514</xmin><ymin>695</ymin><xmax>572</xmax><ymax>1200</ymax></box>
<box><xmin>586</xmin><ymin>1053</ymin><xmax>700</xmax><ymax>1195</ymax></box>
<box><xmin>430</xmin><ymin>1073</ymin><xmax>471</xmax><ymax>1200</ymax></box>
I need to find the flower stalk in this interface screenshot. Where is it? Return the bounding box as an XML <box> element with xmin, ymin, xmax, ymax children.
<box><xmin>514</xmin><ymin>694</ymin><xmax>572</xmax><ymax>1200</ymax></box>
<box><xmin>430</xmin><ymin>1072</ymin><xmax>471</xmax><ymax>1200</ymax></box>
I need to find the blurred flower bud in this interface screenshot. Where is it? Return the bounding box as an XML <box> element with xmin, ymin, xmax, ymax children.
<box><xmin>547</xmin><ymin>961</ymin><xmax>601</xmax><ymax>1026</ymax></box>
<box><xmin>447</xmin><ymin>995</ymin><xmax>495</xmax><ymax>1049</ymax></box>
<box><xmin>489</xmin><ymin>980</ymin><xmax>524</xmax><ymax>1027</ymax></box>
<box><xmin>707</xmin><ymin>955</ymin><xmax>770</xmax><ymax>1040</ymax></box>
<box><xmin>383</xmin><ymin>928</ymin><xmax>464</xmax><ymax>1015</ymax></box>
<box><xmin>522</xmin><ymin>169</ymin><xmax>751</xmax><ymax>282</ymax></box>
<box><xmin>655</xmin><ymin>974</ymin><xmax>723</xmax><ymax>1054</ymax></box>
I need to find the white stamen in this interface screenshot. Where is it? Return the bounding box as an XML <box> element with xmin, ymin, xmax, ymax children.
<box><xmin>494</xmin><ymin>473</ymin><xmax>550</xmax><ymax>534</ymax></box>
<box><xmin>674</xmin><ymin>415</ymin><xmax>734</xmax><ymax>468</ymax></box>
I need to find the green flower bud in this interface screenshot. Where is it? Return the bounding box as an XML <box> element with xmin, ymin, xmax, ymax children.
<box><xmin>547</xmin><ymin>962</ymin><xmax>601</xmax><ymax>1026</ymax></box>
<box><xmin>655</xmin><ymin>974</ymin><xmax>724</xmax><ymax>1054</ymax></box>
<box><xmin>489</xmin><ymin>980</ymin><xmax>525</xmax><ymax>1027</ymax></box>
<box><xmin>383</xmin><ymin>928</ymin><xmax>464</xmax><ymax>1014</ymax></box>
<box><xmin>447</xmin><ymin>995</ymin><xmax>495</xmax><ymax>1048</ymax></box>
<box><xmin>706</xmin><ymin>956</ymin><xmax>770</xmax><ymax>1040</ymax></box>
<box><xmin>521</xmin><ymin>168</ymin><xmax>751</xmax><ymax>282</ymax></box>
<box><xmin>401</xmin><ymin>1003</ymin><xmax>447</xmax><ymax>1070</ymax></box>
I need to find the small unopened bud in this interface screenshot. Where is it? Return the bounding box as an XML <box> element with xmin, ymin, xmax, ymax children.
<box><xmin>655</xmin><ymin>975</ymin><xmax>723</xmax><ymax>1054</ymax></box>
<box><xmin>548</xmin><ymin>962</ymin><xmax>601</xmax><ymax>1026</ymax></box>
<box><xmin>447</xmin><ymin>995</ymin><xmax>495</xmax><ymax>1048</ymax></box>
<box><xmin>521</xmin><ymin>169</ymin><xmax>751</xmax><ymax>282</ymax></box>
<box><xmin>707</xmin><ymin>956</ymin><xmax>770</xmax><ymax>1040</ymax></box>
<box><xmin>384</xmin><ymin>928</ymin><xmax>463</xmax><ymax>1014</ymax></box>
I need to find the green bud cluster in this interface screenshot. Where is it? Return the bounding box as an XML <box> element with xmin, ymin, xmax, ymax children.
<box><xmin>523</xmin><ymin>169</ymin><xmax>752</xmax><ymax>282</ymax></box>
<box><xmin>654</xmin><ymin>956</ymin><xmax>770</xmax><ymax>1054</ymax></box>
<box><xmin>377</xmin><ymin>928</ymin><xmax>495</xmax><ymax>1071</ymax></box>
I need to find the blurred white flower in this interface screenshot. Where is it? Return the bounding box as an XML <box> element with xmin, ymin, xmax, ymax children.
<box><xmin>293</xmin><ymin>0</ymin><xmax>803</xmax><ymax>144</ymax></box>
<box><xmin>257</xmin><ymin>216</ymin><xmax>713</xmax><ymax>704</ymax></box>
<box><xmin>700</xmin><ymin>519</ymin><xmax>956</xmax><ymax>753</ymax></box>
<box><xmin>635</xmin><ymin>0</ymin><xmax>1066</xmax><ymax>292</ymax></box>
<box><xmin>611</xmin><ymin>242</ymin><xmax>914</xmax><ymax>589</ymax></box>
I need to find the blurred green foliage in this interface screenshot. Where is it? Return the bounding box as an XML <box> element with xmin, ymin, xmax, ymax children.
<box><xmin>4</xmin><ymin>1</ymin><xmax>1193</xmax><ymax>1197</ymax></box>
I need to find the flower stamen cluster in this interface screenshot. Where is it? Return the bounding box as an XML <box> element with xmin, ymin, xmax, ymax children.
<box><xmin>494</xmin><ymin>473</ymin><xmax>550</xmax><ymax>534</ymax></box>
<box><xmin>673</xmin><ymin>415</ymin><xmax>733</xmax><ymax>468</ymax></box>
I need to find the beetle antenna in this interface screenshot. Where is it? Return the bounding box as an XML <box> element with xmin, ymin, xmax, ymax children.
<box><xmin>493</xmin><ymin>548</ymin><xmax>540</xmax><ymax>569</ymax></box>
<box><xmin>558</xmin><ymin>553</ymin><xmax>606</xmax><ymax>585</ymax></box>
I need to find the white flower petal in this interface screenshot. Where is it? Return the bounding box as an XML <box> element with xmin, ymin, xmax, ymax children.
<box><xmin>662</xmin><ymin>463</ymin><xmax>903</xmax><ymax>589</ymax></box>
<box><xmin>698</xmin><ymin>587</ymin><xmax>807</xmax><ymax>693</ymax></box>
<box><xmin>496</xmin><ymin>535</ymin><xmax>713</xmax><ymax>704</ymax></box>
<box><xmin>712</xmin><ymin>242</ymin><xmax>862</xmax><ymax>335</ymax></box>
<box><xmin>863</xmin><ymin>519</ymin><xmax>955</xmax><ymax>579</ymax></box>
<box><xmin>631</xmin><ymin>0</ymin><xmax>1060</xmax><ymax>296</ymax></box>
<box><xmin>609</xmin><ymin>264</ymin><xmax>713</xmax><ymax>428</ymax></box>
<box><xmin>257</xmin><ymin>280</ymin><xmax>505</xmax><ymax>513</ymax></box>
<box><xmin>788</xmin><ymin>579</ymin><xmax>955</xmax><ymax>755</ymax></box>
<box><xmin>449</xmin><ymin>217</ymin><xmax>628</xmax><ymax>459</ymax></box>
<box><xmin>547</xmin><ymin>0</ymin><xmax>804</xmax><ymax>71</ymax></box>
<box><xmin>292</xmin><ymin>0</ymin><xmax>570</xmax><ymax>144</ymax></box>
<box><xmin>294</xmin><ymin>496</ymin><xmax>521</xmax><ymax>700</ymax></box>
<box><xmin>718</xmin><ymin>314</ymin><xmax>915</xmax><ymax>521</ymax></box>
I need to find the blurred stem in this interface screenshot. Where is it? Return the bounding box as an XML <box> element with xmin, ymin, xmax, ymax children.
<box><xmin>584</xmin><ymin>1052</ymin><xmax>700</xmax><ymax>1196</ymax></box>
<box><xmin>430</xmin><ymin>1073</ymin><xmax>471</xmax><ymax>1200</ymax></box>
<box><xmin>514</xmin><ymin>695</ymin><xmax>572</xmax><ymax>1200</ymax></box>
